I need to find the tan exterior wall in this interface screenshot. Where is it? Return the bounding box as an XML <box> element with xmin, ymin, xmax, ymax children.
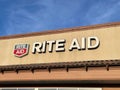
<box><xmin>103</xmin><ymin>88</ymin><xmax>120</xmax><ymax>90</ymax></box>
<box><xmin>0</xmin><ymin>24</ymin><xmax>120</xmax><ymax>65</ymax></box>
<box><xmin>0</xmin><ymin>66</ymin><xmax>119</xmax><ymax>81</ymax></box>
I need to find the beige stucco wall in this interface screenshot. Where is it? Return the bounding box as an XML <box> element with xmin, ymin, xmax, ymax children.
<box><xmin>103</xmin><ymin>88</ymin><xmax>120</xmax><ymax>90</ymax></box>
<box><xmin>0</xmin><ymin>25</ymin><xmax>120</xmax><ymax>65</ymax></box>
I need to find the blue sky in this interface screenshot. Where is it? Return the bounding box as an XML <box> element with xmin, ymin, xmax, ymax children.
<box><xmin>0</xmin><ymin>0</ymin><xmax>120</xmax><ymax>36</ymax></box>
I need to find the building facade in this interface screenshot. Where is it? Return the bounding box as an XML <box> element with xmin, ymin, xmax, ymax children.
<box><xmin>0</xmin><ymin>22</ymin><xmax>120</xmax><ymax>90</ymax></box>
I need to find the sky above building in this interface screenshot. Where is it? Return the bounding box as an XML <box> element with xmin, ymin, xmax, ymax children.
<box><xmin>0</xmin><ymin>0</ymin><xmax>120</xmax><ymax>36</ymax></box>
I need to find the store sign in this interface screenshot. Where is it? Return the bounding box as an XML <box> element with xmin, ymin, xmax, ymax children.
<box><xmin>14</xmin><ymin>44</ymin><xmax>29</xmax><ymax>57</ymax></box>
<box><xmin>14</xmin><ymin>36</ymin><xmax>100</xmax><ymax>58</ymax></box>
<box><xmin>32</xmin><ymin>36</ymin><xmax>100</xmax><ymax>53</ymax></box>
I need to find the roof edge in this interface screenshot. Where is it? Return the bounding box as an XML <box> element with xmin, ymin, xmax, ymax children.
<box><xmin>1</xmin><ymin>22</ymin><xmax>120</xmax><ymax>40</ymax></box>
<box><xmin>0</xmin><ymin>60</ymin><xmax>119</xmax><ymax>73</ymax></box>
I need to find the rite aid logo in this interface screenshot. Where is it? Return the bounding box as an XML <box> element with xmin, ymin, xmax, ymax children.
<box><xmin>14</xmin><ymin>44</ymin><xmax>29</xmax><ymax>58</ymax></box>
<box><xmin>13</xmin><ymin>36</ymin><xmax>100</xmax><ymax>58</ymax></box>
